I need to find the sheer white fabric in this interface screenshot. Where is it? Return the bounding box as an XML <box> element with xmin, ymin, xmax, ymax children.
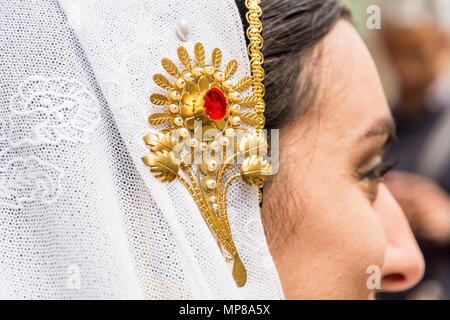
<box><xmin>0</xmin><ymin>0</ymin><xmax>284</xmax><ymax>299</ymax></box>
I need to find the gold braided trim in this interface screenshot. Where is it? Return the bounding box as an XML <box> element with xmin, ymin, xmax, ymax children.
<box><xmin>245</xmin><ymin>0</ymin><xmax>265</xmax><ymax>131</ymax></box>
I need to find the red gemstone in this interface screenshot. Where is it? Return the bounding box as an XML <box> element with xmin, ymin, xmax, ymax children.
<box><xmin>204</xmin><ymin>88</ymin><xmax>227</xmax><ymax>120</ymax></box>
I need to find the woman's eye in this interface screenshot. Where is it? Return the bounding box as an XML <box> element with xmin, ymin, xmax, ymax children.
<box><xmin>359</xmin><ymin>159</ymin><xmax>398</xmax><ymax>182</ymax></box>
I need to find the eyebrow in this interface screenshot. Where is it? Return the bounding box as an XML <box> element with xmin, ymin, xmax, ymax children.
<box><xmin>361</xmin><ymin>117</ymin><xmax>396</xmax><ymax>147</ymax></box>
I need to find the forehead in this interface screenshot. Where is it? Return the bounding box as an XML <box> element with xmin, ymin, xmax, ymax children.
<box><xmin>313</xmin><ymin>20</ymin><xmax>391</xmax><ymax>141</ymax></box>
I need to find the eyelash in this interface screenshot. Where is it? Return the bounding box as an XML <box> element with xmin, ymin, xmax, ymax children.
<box><xmin>359</xmin><ymin>159</ymin><xmax>398</xmax><ymax>182</ymax></box>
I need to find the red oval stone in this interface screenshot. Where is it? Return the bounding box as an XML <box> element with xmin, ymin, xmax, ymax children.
<box><xmin>204</xmin><ymin>87</ymin><xmax>227</xmax><ymax>120</ymax></box>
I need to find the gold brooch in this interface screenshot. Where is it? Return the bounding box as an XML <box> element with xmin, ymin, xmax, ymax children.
<box><xmin>142</xmin><ymin>1</ymin><xmax>267</xmax><ymax>288</ymax></box>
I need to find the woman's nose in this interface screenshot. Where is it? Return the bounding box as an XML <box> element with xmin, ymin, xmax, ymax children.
<box><xmin>374</xmin><ymin>184</ymin><xmax>425</xmax><ymax>292</ymax></box>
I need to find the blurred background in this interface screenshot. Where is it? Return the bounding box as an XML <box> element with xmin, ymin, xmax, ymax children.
<box><xmin>348</xmin><ymin>0</ymin><xmax>450</xmax><ymax>300</ymax></box>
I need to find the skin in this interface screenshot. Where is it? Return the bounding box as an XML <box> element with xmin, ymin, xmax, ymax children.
<box><xmin>262</xmin><ymin>20</ymin><xmax>424</xmax><ymax>299</ymax></box>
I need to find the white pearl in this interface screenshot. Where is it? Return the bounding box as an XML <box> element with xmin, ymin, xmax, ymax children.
<box><xmin>170</xmin><ymin>90</ymin><xmax>181</xmax><ymax>101</ymax></box>
<box><xmin>230</xmin><ymin>104</ymin><xmax>240</xmax><ymax>115</ymax></box>
<box><xmin>210</xmin><ymin>141</ymin><xmax>219</xmax><ymax>151</ymax></box>
<box><xmin>200</xmin><ymin>142</ymin><xmax>208</xmax><ymax>151</ymax></box>
<box><xmin>175</xmin><ymin>78</ymin><xmax>186</xmax><ymax>89</ymax></box>
<box><xmin>209</xmin><ymin>196</ymin><xmax>217</xmax><ymax>203</ymax></box>
<box><xmin>203</xmin><ymin>66</ymin><xmax>214</xmax><ymax>76</ymax></box>
<box><xmin>179</xmin><ymin>128</ymin><xmax>189</xmax><ymax>137</ymax></box>
<box><xmin>222</xmin><ymin>80</ymin><xmax>233</xmax><ymax>91</ymax></box>
<box><xmin>169</xmin><ymin>104</ymin><xmax>179</xmax><ymax>113</ymax></box>
<box><xmin>192</xmin><ymin>67</ymin><xmax>203</xmax><ymax>77</ymax></box>
<box><xmin>174</xmin><ymin>117</ymin><xmax>183</xmax><ymax>127</ymax></box>
<box><xmin>229</xmin><ymin>91</ymin><xmax>240</xmax><ymax>103</ymax></box>
<box><xmin>183</xmin><ymin>72</ymin><xmax>194</xmax><ymax>82</ymax></box>
<box><xmin>212</xmin><ymin>203</ymin><xmax>220</xmax><ymax>211</ymax></box>
<box><xmin>176</xmin><ymin>19</ymin><xmax>190</xmax><ymax>42</ymax></box>
<box><xmin>206</xmin><ymin>179</ymin><xmax>216</xmax><ymax>190</ymax></box>
<box><xmin>231</xmin><ymin>116</ymin><xmax>241</xmax><ymax>127</ymax></box>
<box><xmin>225</xmin><ymin>128</ymin><xmax>235</xmax><ymax>137</ymax></box>
<box><xmin>190</xmin><ymin>138</ymin><xmax>198</xmax><ymax>147</ymax></box>
<box><xmin>207</xmin><ymin>160</ymin><xmax>218</xmax><ymax>172</ymax></box>
<box><xmin>214</xmin><ymin>71</ymin><xmax>225</xmax><ymax>82</ymax></box>
<box><xmin>220</xmin><ymin>137</ymin><xmax>229</xmax><ymax>146</ymax></box>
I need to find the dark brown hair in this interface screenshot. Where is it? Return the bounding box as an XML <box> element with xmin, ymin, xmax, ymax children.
<box><xmin>263</xmin><ymin>0</ymin><xmax>350</xmax><ymax>129</ymax></box>
<box><xmin>260</xmin><ymin>0</ymin><xmax>350</xmax><ymax>247</ymax></box>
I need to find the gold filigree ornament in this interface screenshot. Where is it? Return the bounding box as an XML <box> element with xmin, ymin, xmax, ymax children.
<box><xmin>142</xmin><ymin>1</ymin><xmax>268</xmax><ymax>288</ymax></box>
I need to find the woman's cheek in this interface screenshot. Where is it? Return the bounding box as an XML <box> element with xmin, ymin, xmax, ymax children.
<box><xmin>339</xmin><ymin>188</ymin><xmax>388</xmax><ymax>292</ymax></box>
<box><xmin>308</xmin><ymin>179</ymin><xmax>388</xmax><ymax>296</ymax></box>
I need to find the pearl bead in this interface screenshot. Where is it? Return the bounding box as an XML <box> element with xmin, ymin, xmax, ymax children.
<box><xmin>170</xmin><ymin>90</ymin><xmax>181</xmax><ymax>101</ymax></box>
<box><xmin>176</xmin><ymin>19</ymin><xmax>190</xmax><ymax>42</ymax></box>
<box><xmin>231</xmin><ymin>116</ymin><xmax>241</xmax><ymax>127</ymax></box>
<box><xmin>225</xmin><ymin>128</ymin><xmax>235</xmax><ymax>137</ymax></box>
<box><xmin>203</xmin><ymin>66</ymin><xmax>214</xmax><ymax>76</ymax></box>
<box><xmin>230</xmin><ymin>104</ymin><xmax>240</xmax><ymax>115</ymax></box>
<box><xmin>190</xmin><ymin>138</ymin><xmax>198</xmax><ymax>147</ymax></box>
<box><xmin>183</xmin><ymin>72</ymin><xmax>194</xmax><ymax>82</ymax></box>
<box><xmin>175</xmin><ymin>78</ymin><xmax>186</xmax><ymax>89</ymax></box>
<box><xmin>192</xmin><ymin>66</ymin><xmax>203</xmax><ymax>77</ymax></box>
<box><xmin>209</xmin><ymin>196</ymin><xmax>217</xmax><ymax>203</ymax></box>
<box><xmin>219</xmin><ymin>137</ymin><xmax>229</xmax><ymax>146</ymax></box>
<box><xmin>207</xmin><ymin>160</ymin><xmax>218</xmax><ymax>172</ymax></box>
<box><xmin>200</xmin><ymin>142</ymin><xmax>208</xmax><ymax>151</ymax></box>
<box><xmin>210</xmin><ymin>141</ymin><xmax>219</xmax><ymax>151</ymax></box>
<box><xmin>214</xmin><ymin>71</ymin><xmax>225</xmax><ymax>82</ymax></box>
<box><xmin>206</xmin><ymin>179</ymin><xmax>216</xmax><ymax>190</ymax></box>
<box><xmin>168</xmin><ymin>104</ymin><xmax>179</xmax><ymax>114</ymax></box>
<box><xmin>173</xmin><ymin>117</ymin><xmax>183</xmax><ymax>127</ymax></box>
<box><xmin>222</xmin><ymin>80</ymin><xmax>233</xmax><ymax>91</ymax></box>
<box><xmin>229</xmin><ymin>91</ymin><xmax>240</xmax><ymax>103</ymax></box>
<box><xmin>178</xmin><ymin>128</ymin><xmax>189</xmax><ymax>137</ymax></box>
<box><xmin>212</xmin><ymin>203</ymin><xmax>219</xmax><ymax>211</ymax></box>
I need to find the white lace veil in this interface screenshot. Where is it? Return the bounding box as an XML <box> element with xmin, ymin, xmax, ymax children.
<box><xmin>0</xmin><ymin>0</ymin><xmax>284</xmax><ymax>299</ymax></box>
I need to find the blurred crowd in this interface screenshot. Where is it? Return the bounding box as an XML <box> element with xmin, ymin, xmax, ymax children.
<box><xmin>349</xmin><ymin>0</ymin><xmax>450</xmax><ymax>300</ymax></box>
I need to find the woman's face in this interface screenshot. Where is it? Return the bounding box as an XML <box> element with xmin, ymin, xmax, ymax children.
<box><xmin>262</xmin><ymin>21</ymin><xmax>424</xmax><ymax>299</ymax></box>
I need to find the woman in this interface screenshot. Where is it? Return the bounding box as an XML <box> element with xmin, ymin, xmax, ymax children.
<box><xmin>260</xmin><ymin>0</ymin><xmax>424</xmax><ymax>299</ymax></box>
<box><xmin>0</xmin><ymin>0</ymin><xmax>423</xmax><ymax>300</ymax></box>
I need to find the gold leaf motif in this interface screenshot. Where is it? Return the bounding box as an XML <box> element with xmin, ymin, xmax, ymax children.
<box><xmin>177</xmin><ymin>46</ymin><xmax>191</xmax><ymax>70</ymax></box>
<box><xmin>142</xmin><ymin>150</ymin><xmax>179</xmax><ymax>182</ymax></box>
<box><xmin>211</xmin><ymin>48</ymin><xmax>222</xmax><ymax>69</ymax></box>
<box><xmin>150</xmin><ymin>93</ymin><xmax>169</xmax><ymax>106</ymax></box>
<box><xmin>159</xmin><ymin>128</ymin><xmax>175</xmax><ymax>135</ymax></box>
<box><xmin>240</xmin><ymin>112</ymin><xmax>260</xmax><ymax>126</ymax></box>
<box><xmin>143</xmin><ymin>132</ymin><xmax>179</xmax><ymax>153</ymax></box>
<box><xmin>194</xmin><ymin>42</ymin><xmax>205</xmax><ymax>66</ymax></box>
<box><xmin>147</xmin><ymin>113</ymin><xmax>173</xmax><ymax>125</ymax></box>
<box><xmin>239</xmin><ymin>96</ymin><xmax>258</xmax><ymax>108</ymax></box>
<box><xmin>161</xmin><ymin>58</ymin><xmax>180</xmax><ymax>78</ymax></box>
<box><xmin>240</xmin><ymin>155</ymin><xmax>272</xmax><ymax>187</ymax></box>
<box><xmin>153</xmin><ymin>74</ymin><xmax>173</xmax><ymax>90</ymax></box>
<box><xmin>234</xmin><ymin>76</ymin><xmax>252</xmax><ymax>91</ymax></box>
<box><xmin>224</xmin><ymin>60</ymin><xmax>238</xmax><ymax>80</ymax></box>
